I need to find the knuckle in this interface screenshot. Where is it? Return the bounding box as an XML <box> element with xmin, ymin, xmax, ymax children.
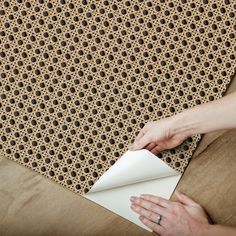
<box><xmin>143</xmin><ymin>217</ymin><xmax>149</xmax><ymax>224</ymax></box>
<box><xmin>135</xmin><ymin>206</ymin><xmax>142</xmax><ymax>213</ymax></box>
<box><xmin>139</xmin><ymin>199</ymin><xmax>147</xmax><ymax>207</ymax></box>
<box><xmin>136</xmin><ymin>198</ymin><xmax>142</xmax><ymax>204</ymax></box>
<box><xmin>151</xmin><ymin>204</ymin><xmax>158</xmax><ymax>211</ymax></box>
<box><xmin>147</xmin><ymin>211</ymin><xmax>153</xmax><ymax>219</ymax></box>
<box><xmin>143</xmin><ymin>195</ymin><xmax>151</xmax><ymax>201</ymax></box>
<box><xmin>139</xmin><ymin>208</ymin><xmax>145</xmax><ymax>215</ymax></box>
<box><xmin>133</xmin><ymin>198</ymin><xmax>139</xmax><ymax>204</ymax></box>
<box><xmin>154</xmin><ymin>196</ymin><xmax>160</xmax><ymax>204</ymax></box>
<box><xmin>172</xmin><ymin>202</ymin><xmax>182</xmax><ymax>209</ymax></box>
<box><xmin>149</xmin><ymin>202</ymin><xmax>157</xmax><ymax>210</ymax></box>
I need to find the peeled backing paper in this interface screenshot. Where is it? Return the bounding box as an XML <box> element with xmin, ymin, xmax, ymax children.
<box><xmin>85</xmin><ymin>149</ymin><xmax>181</xmax><ymax>230</ymax></box>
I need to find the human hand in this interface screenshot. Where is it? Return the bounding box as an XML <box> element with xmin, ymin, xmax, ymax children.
<box><xmin>128</xmin><ymin>118</ymin><xmax>189</xmax><ymax>155</ymax></box>
<box><xmin>130</xmin><ymin>190</ymin><xmax>211</xmax><ymax>236</ymax></box>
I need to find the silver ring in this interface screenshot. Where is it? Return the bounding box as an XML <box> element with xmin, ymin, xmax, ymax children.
<box><xmin>156</xmin><ymin>215</ymin><xmax>162</xmax><ymax>225</ymax></box>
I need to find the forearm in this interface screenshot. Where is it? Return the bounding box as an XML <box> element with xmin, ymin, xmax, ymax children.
<box><xmin>171</xmin><ymin>92</ymin><xmax>236</xmax><ymax>136</ymax></box>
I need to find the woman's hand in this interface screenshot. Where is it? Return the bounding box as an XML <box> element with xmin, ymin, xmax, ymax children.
<box><xmin>129</xmin><ymin>92</ymin><xmax>236</xmax><ymax>154</ymax></box>
<box><xmin>129</xmin><ymin>91</ymin><xmax>236</xmax><ymax>154</ymax></box>
<box><xmin>128</xmin><ymin>118</ymin><xmax>189</xmax><ymax>155</ymax></box>
<box><xmin>130</xmin><ymin>190</ymin><xmax>211</xmax><ymax>236</ymax></box>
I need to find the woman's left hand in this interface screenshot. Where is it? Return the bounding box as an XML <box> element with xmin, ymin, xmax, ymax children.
<box><xmin>130</xmin><ymin>190</ymin><xmax>211</xmax><ymax>236</ymax></box>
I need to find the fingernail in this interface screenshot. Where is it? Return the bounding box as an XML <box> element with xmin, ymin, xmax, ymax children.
<box><xmin>139</xmin><ymin>216</ymin><xmax>144</xmax><ymax>220</ymax></box>
<box><xmin>130</xmin><ymin>204</ymin><xmax>139</xmax><ymax>211</ymax></box>
<box><xmin>130</xmin><ymin>196</ymin><xmax>136</xmax><ymax>202</ymax></box>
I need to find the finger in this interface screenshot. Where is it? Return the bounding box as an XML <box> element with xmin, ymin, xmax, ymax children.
<box><xmin>134</xmin><ymin>129</ymin><xmax>145</xmax><ymax>143</ymax></box>
<box><xmin>130</xmin><ymin>197</ymin><xmax>167</xmax><ymax>216</ymax></box>
<box><xmin>174</xmin><ymin>190</ymin><xmax>199</xmax><ymax>207</ymax></box>
<box><xmin>128</xmin><ymin>134</ymin><xmax>152</xmax><ymax>151</ymax></box>
<box><xmin>150</xmin><ymin>145</ymin><xmax>162</xmax><ymax>155</ymax></box>
<box><xmin>150</xmin><ymin>141</ymin><xmax>169</xmax><ymax>153</ymax></box>
<box><xmin>131</xmin><ymin>204</ymin><xmax>168</xmax><ymax>228</ymax></box>
<box><xmin>128</xmin><ymin>123</ymin><xmax>152</xmax><ymax>150</ymax></box>
<box><xmin>130</xmin><ymin>125</ymin><xmax>148</xmax><ymax>145</ymax></box>
<box><xmin>140</xmin><ymin>194</ymin><xmax>170</xmax><ymax>208</ymax></box>
<box><xmin>139</xmin><ymin>216</ymin><xmax>165</xmax><ymax>235</ymax></box>
<box><xmin>145</xmin><ymin>143</ymin><xmax>156</xmax><ymax>151</ymax></box>
<box><xmin>128</xmin><ymin>131</ymin><xmax>145</xmax><ymax>150</ymax></box>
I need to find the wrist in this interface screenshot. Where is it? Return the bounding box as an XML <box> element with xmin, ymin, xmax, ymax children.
<box><xmin>195</xmin><ymin>223</ymin><xmax>214</xmax><ymax>236</ymax></box>
<box><xmin>200</xmin><ymin>224</ymin><xmax>228</xmax><ymax>236</ymax></box>
<box><xmin>169</xmin><ymin>110</ymin><xmax>201</xmax><ymax>137</ymax></box>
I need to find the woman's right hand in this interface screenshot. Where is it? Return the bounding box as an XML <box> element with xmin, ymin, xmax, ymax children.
<box><xmin>129</xmin><ymin>91</ymin><xmax>236</xmax><ymax>155</ymax></box>
<box><xmin>128</xmin><ymin>117</ymin><xmax>189</xmax><ymax>155</ymax></box>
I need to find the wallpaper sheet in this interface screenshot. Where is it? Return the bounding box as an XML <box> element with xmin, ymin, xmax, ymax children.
<box><xmin>0</xmin><ymin>0</ymin><xmax>235</xmax><ymax>195</ymax></box>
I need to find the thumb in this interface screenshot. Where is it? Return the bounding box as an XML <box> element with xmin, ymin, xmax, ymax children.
<box><xmin>174</xmin><ymin>190</ymin><xmax>199</xmax><ymax>207</ymax></box>
<box><xmin>128</xmin><ymin>134</ymin><xmax>152</xmax><ymax>151</ymax></box>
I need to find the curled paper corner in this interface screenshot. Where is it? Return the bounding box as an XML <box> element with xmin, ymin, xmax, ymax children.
<box><xmin>84</xmin><ymin>149</ymin><xmax>182</xmax><ymax>231</ymax></box>
<box><xmin>87</xmin><ymin>149</ymin><xmax>179</xmax><ymax>193</ymax></box>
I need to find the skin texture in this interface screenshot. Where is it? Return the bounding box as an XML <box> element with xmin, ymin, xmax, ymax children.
<box><xmin>128</xmin><ymin>92</ymin><xmax>236</xmax><ymax>235</ymax></box>
<box><xmin>128</xmin><ymin>92</ymin><xmax>236</xmax><ymax>155</ymax></box>
<box><xmin>130</xmin><ymin>191</ymin><xmax>210</xmax><ymax>236</ymax></box>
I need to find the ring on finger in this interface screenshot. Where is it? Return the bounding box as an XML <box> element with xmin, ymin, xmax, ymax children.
<box><xmin>156</xmin><ymin>214</ymin><xmax>162</xmax><ymax>225</ymax></box>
